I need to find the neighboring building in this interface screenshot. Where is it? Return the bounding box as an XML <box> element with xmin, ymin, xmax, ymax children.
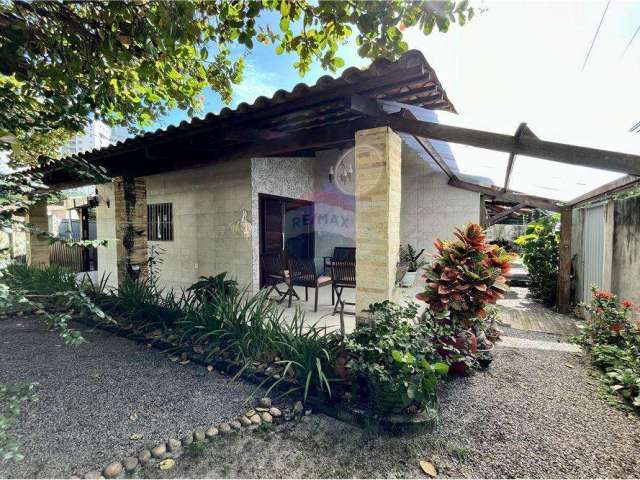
<box><xmin>59</xmin><ymin>119</ymin><xmax>128</xmax><ymax>157</ymax></box>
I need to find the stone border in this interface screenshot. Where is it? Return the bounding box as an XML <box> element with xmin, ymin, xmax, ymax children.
<box><xmin>74</xmin><ymin>316</ymin><xmax>440</xmax><ymax>434</ymax></box>
<box><xmin>75</xmin><ymin>397</ymin><xmax>291</xmax><ymax>479</ymax></box>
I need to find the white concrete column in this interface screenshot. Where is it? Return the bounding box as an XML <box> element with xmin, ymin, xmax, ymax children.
<box><xmin>354</xmin><ymin>126</ymin><xmax>402</xmax><ymax>320</ymax></box>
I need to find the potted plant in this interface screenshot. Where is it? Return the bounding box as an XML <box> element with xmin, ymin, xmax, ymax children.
<box><xmin>343</xmin><ymin>301</ymin><xmax>449</xmax><ymax>414</ymax></box>
<box><xmin>475</xmin><ymin>331</ymin><xmax>495</xmax><ymax>369</ymax></box>
<box><xmin>399</xmin><ymin>244</ymin><xmax>427</xmax><ymax>287</ymax></box>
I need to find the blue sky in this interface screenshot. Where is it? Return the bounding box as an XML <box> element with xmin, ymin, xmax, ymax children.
<box><xmin>153</xmin><ymin>0</ymin><xmax>640</xmax><ymax>144</ymax></box>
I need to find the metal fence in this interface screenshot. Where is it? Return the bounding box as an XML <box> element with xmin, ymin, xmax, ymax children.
<box><xmin>49</xmin><ymin>242</ymin><xmax>97</xmax><ymax>273</ymax></box>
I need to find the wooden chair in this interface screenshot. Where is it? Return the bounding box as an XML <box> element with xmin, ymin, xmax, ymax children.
<box><xmin>287</xmin><ymin>256</ymin><xmax>332</xmax><ymax>312</ymax></box>
<box><xmin>331</xmin><ymin>247</ymin><xmax>356</xmax><ymax>318</ymax></box>
<box><xmin>261</xmin><ymin>252</ymin><xmax>297</xmax><ymax>303</ymax></box>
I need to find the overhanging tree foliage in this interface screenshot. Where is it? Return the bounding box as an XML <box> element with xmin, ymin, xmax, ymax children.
<box><xmin>0</xmin><ymin>0</ymin><xmax>475</xmax><ymax>166</ymax></box>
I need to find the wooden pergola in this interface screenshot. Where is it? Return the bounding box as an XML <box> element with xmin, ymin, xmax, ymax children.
<box><xmin>347</xmin><ymin>94</ymin><xmax>640</xmax><ymax>313</ymax></box>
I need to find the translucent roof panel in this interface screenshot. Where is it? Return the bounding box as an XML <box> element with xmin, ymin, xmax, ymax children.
<box><xmin>507</xmin><ymin>157</ymin><xmax>625</xmax><ymax>202</ymax></box>
<box><xmin>381</xmin><ymin>100</ymin><xmax>639</xmax><ymax>203</ymax></box>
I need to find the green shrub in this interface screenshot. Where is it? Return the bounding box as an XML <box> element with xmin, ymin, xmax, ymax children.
<box><xmin>2</xmin><ymin>263</ymin><xmax>76</xmax><ymax>298</ymax></box>
<box><xmin>344</xmin><ymin>301</ymin><xmax>448</xmax><ymax>414</ymax></box>
<box><xmin>573</xmin><ymin>288</ymin><xmax>640</xmax><ymax>413</ymax></box>
<box><xmin>0</xmin><ymin>263</ymin><xmax>111</xmax><ymax>344</ymax></box>
<box><xmin>1</xmin><ymin>382</ymin><xmax>37</xmax><ymax>462</ymax></box>
<box><xmin>187</xmin><ymin>272</ymin><xmax>238</xmax><ymax>302</ymax></box>
<box><xmin>399</xmin><ymin>244</ymin><xmax>426</xmax><ymax>272</ymax></box>
<box><xmin>515</xmin><ymin>214</ymin><xmax>559</xmax><ymax>305</ymax></box>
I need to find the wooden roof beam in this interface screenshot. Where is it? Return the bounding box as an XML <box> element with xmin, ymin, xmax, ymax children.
<box><xmin>387</xmin><ymin>116</ymin><xmax>640</xmax><ymax>176</ymax></box>
<box><xmin>502</xmin><ymin>122</ymin><xmax>528</xmax><ymax>192</ymax></box>
<box><xmin>449</xmin><ymin>178</ymin><xmax>562</xmax><ymax>211</ymax></box>
<box><xmin>488</xmin><ymin>203</ymin><xmax>527</xmax><ymax>225</ymax></box>
<box><xmin>347</xmin><ymin>95</ymin><xmax>457</xmax><ymax>180</ymax></box>
<box><xmin>568</xmin><ymin>174</ymin><xmax>640</xmax><ymax>206</ymax></box>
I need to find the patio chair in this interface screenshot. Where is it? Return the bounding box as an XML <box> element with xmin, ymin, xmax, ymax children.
<box><xmin>331</xmin><ymin>247</ymin><xmax>356</xmax><ymax>319</ymax></box>
<box><xmin>287</xmin><ymin>256</ymin><xmax>332</xmax><ymax>312</ymax></box>
<box><xmin>260</xmin><ymin>252</ymin><xmax>298</xmax><ymax>303</ymax></box>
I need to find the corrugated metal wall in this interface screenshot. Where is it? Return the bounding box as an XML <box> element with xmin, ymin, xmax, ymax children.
<box><xmin>581</xmin><ymin>204</ymin><xmax>606</xmax><ymax>301</ymax></box>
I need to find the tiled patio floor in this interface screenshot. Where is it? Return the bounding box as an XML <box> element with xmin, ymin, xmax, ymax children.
<box><xmin>270</xmin><ymin>280</ymin><xmax>427</xmax><ymax>334</ymax></box>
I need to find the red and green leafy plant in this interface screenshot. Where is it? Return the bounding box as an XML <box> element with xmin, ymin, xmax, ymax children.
<box><xmin>416</xmin><ymin>223</ymin><xmax>512</xmax><ymax>373</ymax></box>
<box><xmin>573</xmin><ymin>287</ymin><xmax>640</xmax><ymax>413</ymax></box>
<box><xmin>417</xmin><ymin>223</ymin><xmax>512</xmax><ymax>327</ymax></box>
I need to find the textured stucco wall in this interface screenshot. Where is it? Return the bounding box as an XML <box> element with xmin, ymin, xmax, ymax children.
<box><xmin>400</xmin><ymin>148</ymin><xmax>481</xmax><ymax>256</ymax></box>
<box><xmin>95</xmin><ymin>182</ymin><xmax>118</xmax><ymax>289</ymax></box>
<box><xmin>612</xmin><ymin>196</ymin><xmax>640</xmax><ymax>313</ymax></box>
<box><xmin>144</xmin><ymin>159</ymin><xmax>253</xmax><ymax>292</ymax></box>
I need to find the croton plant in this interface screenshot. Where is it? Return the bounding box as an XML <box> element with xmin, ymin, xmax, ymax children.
<box><xmin>417</xmin><ymin>223</ymin><xmax>512</xmax><ymax>326</ymax></box>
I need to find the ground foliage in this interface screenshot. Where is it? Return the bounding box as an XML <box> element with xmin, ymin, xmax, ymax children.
<box><xmin>573</xmin><ymin>287</ymin><xmax>640</xmax><ymax>414</ymax></box>
<box><xmin>0</xmin><ymin>382</ymin><xmax>37</xmax><ymax>462</ymax></box>
<box><xmin>515</xmin><ymin>214</ymin><xmax>560</xmax><ymax>306</ymax></box>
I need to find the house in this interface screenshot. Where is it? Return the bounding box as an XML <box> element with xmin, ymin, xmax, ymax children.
<box><xmin>23</xmin><ymin>50</ymin><xmax>640</xmax><ymax>319</ymax></box>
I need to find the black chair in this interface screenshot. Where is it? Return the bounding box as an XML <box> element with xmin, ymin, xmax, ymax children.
<box><xmin>331</xmin><ymin>247</ymin><xmax>356</xmax><ymax>318</ymax></box>
<box><xmin>287</xmin><ymin>256</ymin><xmax>333</xmax><ymax>312</ymax></box>
<box><xmin>261</xmin><ymin>252</ymin><xmax>297</xmax><ymax>303</ymax></box>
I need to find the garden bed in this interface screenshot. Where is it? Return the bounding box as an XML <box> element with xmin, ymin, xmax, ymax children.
<box><xmin>74</xmin><ymin>315</ymin><xmax>440</xmax><ymax>434</ymax></box>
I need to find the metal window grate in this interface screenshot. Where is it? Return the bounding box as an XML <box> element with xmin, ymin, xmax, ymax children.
<box><xmin>147</xmin><ymin>203</ymin><xmax>173</xmax><ymax>241</ymax></box>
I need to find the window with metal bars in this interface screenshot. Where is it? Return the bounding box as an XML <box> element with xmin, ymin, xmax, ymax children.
<box><xmin>147</xmin><ymin>203</ymin><xmax>173</xmax><ymax>241</ymax></box>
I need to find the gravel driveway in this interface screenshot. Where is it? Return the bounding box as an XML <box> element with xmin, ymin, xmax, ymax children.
<box><xmin>148</xmin><ymin>327</ymin><xmax>640</xmax><ymax>479</ymax></box>
<box><xmin>0</xmin><ymin>315</ymin><xmax>260</xmax><ymax>478</ymax></box>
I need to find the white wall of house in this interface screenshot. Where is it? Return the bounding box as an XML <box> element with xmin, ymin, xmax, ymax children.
<box><xmin>93</xmin><ymin>136</ymin><xmax>481</xmax><ymax>295</ymax></box>
<box><xmin>144</xmin><ymin>159</ymin><xmax>253</xmax><ymax>293</ymax></box>
<box><xmin>400</xmin><ymin>147</ymin><xmax>481</xmax><ymax>256</ymax></box>
<box><xmin>95</xmin><ymin>182</ymin><xmax>118</xmax><ymax>289</ymax></box>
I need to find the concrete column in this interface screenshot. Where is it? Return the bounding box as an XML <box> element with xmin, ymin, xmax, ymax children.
<box><xmin>354</xmin><ymin>126</ymin><xmax>402</xmax><ymax>320</ymax></box>
<box><xmin>113</xmin><ymin>177</ymin><xmax>148</xmax><ymax>284</ymax></box>
<box><xmin>26</xmin><ymin>201</ymin><xmax>50</xmax><ymax>266</ymax></box>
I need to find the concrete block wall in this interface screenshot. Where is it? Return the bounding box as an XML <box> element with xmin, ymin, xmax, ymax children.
<box><xmin>313</xmin><ymin>150</ymin><xmax>356</xmax><ymax>263</ymax></box>
<box><xmin>144</xmin><ymin>159</ymin><xmax>253</xmax><ymax>293</ymax></box>
<box><xmin>611</xmin><ymin>196</ymin><xmax>640</xmax><ymax>317</ymax></box>
<box><xmin>401</xmin><ymin>148</ymin><xmax>481</xmax><ymax>256</ymax></box>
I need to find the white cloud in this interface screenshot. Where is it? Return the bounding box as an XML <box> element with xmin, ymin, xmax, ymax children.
<box><xmin>229</xmin><ymin>61</ymin><xmax>281</xmax><ymax>107</ymax></box>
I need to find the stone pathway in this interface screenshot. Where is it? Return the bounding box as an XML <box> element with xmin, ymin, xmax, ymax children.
<box><xmin>497</xmin><ymin>286</ymin><xmax>581</xmax><ymax>336</ymax></box>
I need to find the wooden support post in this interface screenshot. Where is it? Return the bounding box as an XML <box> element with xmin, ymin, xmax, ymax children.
<box><xmin>557</xmin><ymin>207</ymin><xmax>573</xmax><ymax>314</ymax></box>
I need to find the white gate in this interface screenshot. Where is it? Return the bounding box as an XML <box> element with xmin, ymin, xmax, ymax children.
<box><xmin>581</xmin><ymin>204</ymin><xmax>606</xmax><ymax>302</ymax></box>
